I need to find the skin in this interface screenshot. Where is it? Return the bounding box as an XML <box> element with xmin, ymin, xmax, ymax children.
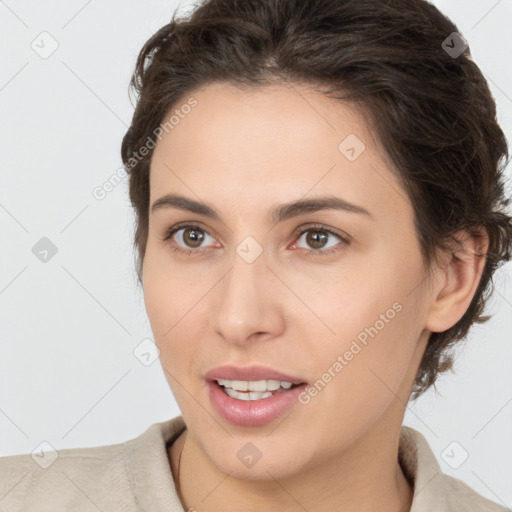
<box><xmin>142</xmin><ymin>81</ymin><xmax>488</xmax><ymax>512</ymax></box>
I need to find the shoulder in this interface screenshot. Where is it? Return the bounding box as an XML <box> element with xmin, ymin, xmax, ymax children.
<box><xmin>0</xmin><ymin>436</ymin><xmax>133</xmax><ymax>511</ymax></box>
<box><xmin>441</xmin><ymin>472</ymin><xmax>510</xmax><ymax>512</ymax></box>
<box><xmin>0</xmin><ymin>416</ymin><xmax>187</xmax><ymax>511</ymax></box>
<box><xmin>399</xmin><ymin>426</ymin><xmax>509</xmax><ymax>512</ymax></box>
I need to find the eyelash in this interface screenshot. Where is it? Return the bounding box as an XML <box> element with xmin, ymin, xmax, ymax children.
<box><xmin>161</xmin><ymin>222</ymin><xmax>349</xmax><ymax>257</ymax></box>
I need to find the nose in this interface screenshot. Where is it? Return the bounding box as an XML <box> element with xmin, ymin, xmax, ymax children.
<box><xmin>210</xmin><ymin>250</ymin><xmax>285</xmax><ymax>346</ymax></box>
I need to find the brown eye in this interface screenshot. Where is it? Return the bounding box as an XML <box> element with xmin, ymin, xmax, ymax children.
<box><xmin>182</xmin><ymin>227</ymin><xmax>205</xmax><ymax>248</ymax></box>
<box><xmin>306</xmin><ymin>230</ymin><xmax>329</xmax><ymax>250</ymax></box>
<box><xmin>163</xmin><ymin>224</ymin><xmax>217</xmax><ymax>254</ymax></box>
<box><xmin>292</xmin><ymin>225</ymin><xmax>349</xmax><ymax>256</ymax></box>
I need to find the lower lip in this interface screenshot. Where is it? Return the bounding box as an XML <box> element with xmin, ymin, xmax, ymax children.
<box><xmin>207</xmin><ymin>380</ymin><xmax>308</xmax><ymax>427</ymax></box>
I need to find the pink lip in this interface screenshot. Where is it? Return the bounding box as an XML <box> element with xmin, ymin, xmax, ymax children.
<box><xmin>207</xmin><ymin>380</ymin><xmax>308</xmax><ymax>427</ymax></box>
<box><xmin>204</xmin><ymin>365</ymin><xmax>307</xmax><ymax>385</ymax></box>
<box><xmin>204</xmin><ymin>365</ymin><xmax>308</xmax><ymax>427</ymax></box>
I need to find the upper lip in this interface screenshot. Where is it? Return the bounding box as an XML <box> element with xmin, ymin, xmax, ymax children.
<box><xmin>204</xmin><ymin>365</ymin><xmax>307</xmax><ymax>384</ymax></box>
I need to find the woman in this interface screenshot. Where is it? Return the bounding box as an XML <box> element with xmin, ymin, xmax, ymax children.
<box><xmin>1</xmin><ymin>0</ymin><xmax>510</xmax><ymax>510</ymax></box>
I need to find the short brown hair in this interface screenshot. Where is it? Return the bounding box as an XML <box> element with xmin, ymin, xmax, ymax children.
<box><xmin>121</xmin><ymin>0</ymin><xmax>512</xmax><ymax>400</ymax></box>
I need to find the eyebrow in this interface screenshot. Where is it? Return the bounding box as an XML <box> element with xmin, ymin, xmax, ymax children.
<box><xmin>150</xmin><ymin>193</ymin><xmax>374</xmax><ymax>223</ymax></box>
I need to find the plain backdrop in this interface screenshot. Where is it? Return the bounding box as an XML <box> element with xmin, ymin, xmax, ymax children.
<box><xmin>1</xmin><ymin>0</ymin><xmax>511</xmax><ymax>507</ymax></box>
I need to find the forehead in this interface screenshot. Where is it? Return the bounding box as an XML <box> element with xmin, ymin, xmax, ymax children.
<box><xmin>153</xmin><ymin>81</ymin><xmax>376</xmax><ymax>160</ymax></box>
<box><xmin>149</xmin><ymin>81</ymin><xmax>410</xmax><ymax>223</ymax></box>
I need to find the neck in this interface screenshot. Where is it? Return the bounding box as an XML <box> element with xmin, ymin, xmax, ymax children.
<box><xmin>169</xmin><ymin>422</ymin><xmax>414</xmax><ymax>512</ymax></box>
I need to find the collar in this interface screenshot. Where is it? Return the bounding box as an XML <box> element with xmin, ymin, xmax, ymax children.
<box><xmin>123</xmin><ymin>415</ymin><xmax>187</xmax><ymax>511</ymax></box>
<box><xmin>123</xmin><ymin>416</ymin><xmax>463</xmax><ymax>511</ymax></box>
<box><xmin>398</xmin><ymin>425</ymin><xmax>449</xmax><ymax>510</ymax></box>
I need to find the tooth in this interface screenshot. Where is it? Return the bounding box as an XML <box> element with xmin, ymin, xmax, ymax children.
<box><xmin>249</xmin><ymin>391</ymin><xmax>272</xmax><ymax>400</ymax></box>
<box><xmin>266</xmin><ymin>379</ymin><xmax>281</xmax><ymax>390</ymax></box>
<box><xmin>248</xmin><ymin>380</ymin><xmax>267</xmax><ymax>392</ymax></box>
<box><xmin>217</xmin><ymin>378</ymin><xmax>297</xmax><ymax>392</ymax></box>
<box><xmin>224</xmin><ymin>388</ymin><xmax>272</xmax><ymax>401</ymax></box>
<box><xmin>225</xmin><ymin>388</ymin><xmax>251</xmax><ymax>400</ymax></box>
<box><xmin>231</xmin><ymin>380</ymin><xmax>248</xmax><ymax>391</ymax></box>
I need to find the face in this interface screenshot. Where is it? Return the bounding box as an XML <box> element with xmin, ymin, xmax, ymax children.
<box><xmin>143</xmin><ymin>81</ymin><xmax>434</xmax><ymax>480</ymax></box>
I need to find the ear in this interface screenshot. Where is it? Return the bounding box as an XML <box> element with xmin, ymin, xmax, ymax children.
<box><xmin>425</xmin><ymin>227</ymin><xmax>489</xmax><ymax>333</ymax></box>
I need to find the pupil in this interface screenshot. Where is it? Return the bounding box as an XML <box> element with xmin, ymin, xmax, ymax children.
<box><xmin>184</xmin><ymin>228</ymin><xmax>204</xmax><ymax>248</ymax></box>
<box><xmin>307</xmin><ymin>230</ymin><xmax>327</xmax><ymax>249</ymax></box>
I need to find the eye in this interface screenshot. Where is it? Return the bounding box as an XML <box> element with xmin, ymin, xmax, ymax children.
<box><xmin>291</xmin><ymin>225</ymin><xmax>349</xmax><ymax>255</ymax></box>
<box><xmin>162</xmin><ymin>222</ymin><xmax>349</xmax><ymax>257</ymax></box>
<box><xmin>162</xmin><ymin>223</ymin><xmax>219</xmax><ymax>255</ymax></box>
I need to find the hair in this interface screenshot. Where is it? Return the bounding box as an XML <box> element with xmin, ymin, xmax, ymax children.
<box><xmin>121</xmin><ymin>0</ymin><xmax>512</xmax><ymax>400</ymax></box>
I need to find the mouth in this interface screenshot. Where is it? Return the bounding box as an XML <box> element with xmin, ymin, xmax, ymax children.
<box><xmin>204</xmin><ymin>365</ymin><xmax>309</xmax><ymax>425</ymax></box>
<box><xmin>206</xmin><ymin>376</ymin><xmax>309</xmax><ymax>426</ymax></box>
<box><xmin>214</xmin><ymin>378</ymin><xmax>304</xmax><ymax>401</ymax></box>
<box><xmin>204</xmin><ymin>365</ymin><xmax>308</xmax><ymax>401</ymax></box>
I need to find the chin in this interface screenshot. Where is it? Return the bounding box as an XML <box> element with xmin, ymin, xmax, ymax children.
<box><xmin>195</xmin><ymin>431</ymin><xmax>313</xmax><ymax>481</ymax></box>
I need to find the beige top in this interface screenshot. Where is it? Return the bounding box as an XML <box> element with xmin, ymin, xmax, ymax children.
<box><xmin>0</xmin><ymin>415</ymin><xmax>507</xmax><ymax>511</ymax></box>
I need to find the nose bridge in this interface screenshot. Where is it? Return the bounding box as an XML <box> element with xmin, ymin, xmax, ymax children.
<box><xmin>211</xmin><ymin>243</ymin><xmax>282</xmax><ymax>344</ymax></box>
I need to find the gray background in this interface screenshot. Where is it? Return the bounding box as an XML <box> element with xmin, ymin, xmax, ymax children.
<box><xmin>1</xmin><ymin>0</ymin><xmax>511</xmax><ymax>507</ymax></box>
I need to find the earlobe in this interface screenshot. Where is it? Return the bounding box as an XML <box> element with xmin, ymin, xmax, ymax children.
<box><xmin>424</xmin><ymin>227</ymin><xmax>489</xmax><ymax>333</ymax></box>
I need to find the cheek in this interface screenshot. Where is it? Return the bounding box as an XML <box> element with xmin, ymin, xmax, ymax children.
<box><xmin>142</xmin><ymin>260</ymin><xmax>186</xmax><ymax>364</ymax></box>
<box><xmin>301</xmin><ymin>301</ymin><xmax>421</xmax><ymax>451</ymax></box>
<box><xmin>316</xmin><ymin>235</ymin><xmax>424</xmax><ymax>347</ymax></box>
<box><xmin>142</xmin><ymin>252</ymin><xmax>210</xmax><ymax>383</ymax></box>
<box><xmin>142</xmin><ymin>241</ymin><xmax>195</xmax><ymax>333</ymax></box>
<box><xmin>307</xmin><ymin>250</ymin><xmax>425</xmax><ymax>397</ymax></box>
<box><xmin>143</xmin><ymin>276</ymin><xmax>203</xmax><ymax>413</ymax></box>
